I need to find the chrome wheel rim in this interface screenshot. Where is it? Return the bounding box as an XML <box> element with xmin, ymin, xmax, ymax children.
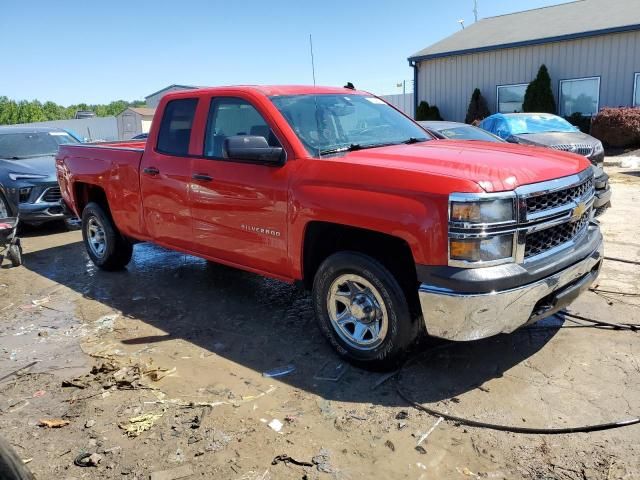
<box><xmin>86</xmin><ymin>216</ymin><xmax>107</xmax><ymax>258</ymax></box>
<box><xmin>327</xmin><ymin>274</ymin><xmax>388</xmax><ymax>351</ymax></box>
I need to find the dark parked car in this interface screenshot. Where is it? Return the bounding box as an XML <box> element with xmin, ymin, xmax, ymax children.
<box><xmin>0</xmin><ymin>126</ymin><xmax>79</xmax><ymax>226</ymax></box>
<box><xmin>418</xmin><ymin>121</ymin><xmax>505</xmax><ymax>142</ymax></box>
<box><xmin>479</xmin><ymin>113</ymin><xmax>611</xmax><ymax>216</ymax></box>
<box><xmin>131</xmin><ymin>133</ymin><xmax>148</xmax><ymax>140</ymax></box>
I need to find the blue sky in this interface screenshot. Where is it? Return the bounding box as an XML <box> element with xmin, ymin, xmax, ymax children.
<box><xmin>1</xmin><ymin>0</ymin><xmax>572</xmax><ymax>106</ymax></box>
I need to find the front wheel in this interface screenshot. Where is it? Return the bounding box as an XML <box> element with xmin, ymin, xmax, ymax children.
<box><xmin>82</xmin><ymin>202</ymin><xmax>133</xmax><ymax>271</ymax></box>
<box><xmin>312</xmin><ymin>252</ymin><xmax>419</xmax><ymax>370</ymax></box>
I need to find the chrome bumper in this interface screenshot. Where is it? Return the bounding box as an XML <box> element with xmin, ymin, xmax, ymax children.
<box><xmin>418</xmin><ymin>235</ymin><xmax>603</xmax><ymax>341</ymax></box>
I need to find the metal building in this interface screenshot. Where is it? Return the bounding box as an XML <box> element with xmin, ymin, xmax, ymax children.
<box><xmin>117</xmin><ymin>107</ymin><xmax>155</xmax><ymax>140</ymax></box>
<box><xmin>408</xmin><ymin>0</ymin><xmax>640</xmax><ymax>122</ymax></box>
<box><xmin>145</xmin><ymin>84</ymin><xmax>197</xmax><ymax>108</ymax></box>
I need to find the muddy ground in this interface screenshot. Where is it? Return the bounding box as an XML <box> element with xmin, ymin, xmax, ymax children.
<box><xmin>1</xmin><ymin>168</ymin><xmax>639</xmax><ymax>480</ymax></box>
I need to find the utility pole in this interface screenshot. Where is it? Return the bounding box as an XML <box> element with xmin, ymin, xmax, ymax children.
<box><xmin>473</xmin><ymin>0</ymin><xmax>478</xmax><ymax>22</ymax></box>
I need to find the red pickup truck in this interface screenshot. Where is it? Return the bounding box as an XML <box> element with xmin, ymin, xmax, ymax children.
<box><xmin>56</xmin><ymin>86</ymin><xmax>603</xmax><ymax>368</ymax></box>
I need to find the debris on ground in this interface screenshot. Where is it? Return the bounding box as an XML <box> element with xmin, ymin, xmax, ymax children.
<box><xmin>119</xmin><ymin>411</ymin><xmax>164</xmax><ymax>437</ymax></box>
<box><xmin>312</xmin><ymin>448</ymin><xmax>335</xmax><ymax>474</ymax></box>
<box><xmin>74</xmin><ymin>452</ymin><xmax>102</xmax><ymax>467</ymax></box>
<box><xmin>416</xmin><ymin>417</ymin><xmax>444</xmax><ymax>446</ymax></box>
<box><xmin>149</xmin><ymin>464</ymin><xmax>194</xmax><ymax>480</ymax></box>
<box><xmin>384</xmin><ymin>440</ymin><xmax>395</xmax><ymax>451</ymax></box>
<box><xmin>38</xmin><ymin>418</ymin><xmax>69</xmax><ymax>428</ymax></box>
<box><xmin>271</xmin><ymin>454</ymin><xmax>314</xmax><ymax>467</ymax></box>
<box><xmin>262</xmin><ymin>364</ymin><xmax>296</xmax><ymax>378</ymax></box>
<box><xmin>313</xmin><ymin>360</ymin><xmax>348</xmax><ymax>381</ymax></box>
<box><xmin>267</xmin><ymin>418</ymin><xmax>283</xmax><ymax>432</ymax></box>
<box><xmin>84</xmin><ymin>419</ymin><xmax>96</xmax><ymax>428</ymax></box>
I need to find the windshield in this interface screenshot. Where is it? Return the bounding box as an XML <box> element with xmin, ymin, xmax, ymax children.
<box><xmin>270</xmin><ymin>94</ymin><xmax>430</xmax><ymax>156</ymax></box>
<box><xmin>505</xmin><ymin>115</ymin><xmax>578</xmax><ymax>135</ymax></box>
<box><xmin>438</xmin><ymin>126</ymin><xmax>502</xmax><ymax>142</ymax></box>
<box><xmin>0</xmin><ymin>131</ymin><xmax>79</xmax><ymax>159</ymax></box>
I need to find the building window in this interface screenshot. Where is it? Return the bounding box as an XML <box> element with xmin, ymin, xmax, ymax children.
<box><xmin>496</xmin><ymin>84</ymin><xmax>528</xmax><ymax>113</ymax></box>
<box><xmin>559</xmin><ymin>77</ymin><xmax>600</xmax><ymax>116</ymax></box>
<box><xmin>634</xmin><ymin>73</ymin><xmax>640</xmax><ymax>107</ymax></box>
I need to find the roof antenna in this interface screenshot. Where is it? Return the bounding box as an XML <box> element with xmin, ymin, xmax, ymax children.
<box><xmin>309</xmin><ymin>34</ymin><xmax>321</xmax><ymax>158</ymax></box>
<box><xmin>457</xmin><ymin>19</ymin><xmax>465</xmax><ymax>29</ymax></box>
<box><xmin>309</xmin><ymin>34</ymin><xmax>317</xmax><ymax>86</ymax></box>
<box><xmin>473</xmin><ymin>0</ymin><xmax>478</xmax><ymax>22</ymax></box>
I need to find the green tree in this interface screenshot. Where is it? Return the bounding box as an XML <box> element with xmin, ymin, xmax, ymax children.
<box><xmin>415</xmin><ymin>101</ymin><xmax>444</xmax><ymax>121</ymax></box>
<box><xmin>465</xmin><ymin>88</ymin><xmax>490</xmax><ymax>124</ymax></box>
<box><xmin>523</xmin><ymin>64</ymin><xmax>556</xmax><ymax>114</ymax></box>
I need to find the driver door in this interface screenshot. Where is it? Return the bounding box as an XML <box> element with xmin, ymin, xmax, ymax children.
<box><xmin>190</xmin><ymin>96</ymin><xmax>291</xmax><ymax>277</ymax></box>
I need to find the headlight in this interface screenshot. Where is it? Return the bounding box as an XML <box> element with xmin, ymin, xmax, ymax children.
<box><xmin>8</xmin><ymin>173</ymin><xmax>48</xmax><ymax>181</ymax></box>
<box><xmin>450</xmin><ymin>198</ymin><xmax>515</xmax><ymax>224</ymax></box>
<box><xmin>450</xmin><ymin>234</ymin><xmax>514</xmax><ymax>263</ymax></box>
<box><xmin>593</xmin><ymin>142</ymin><xmax>604</xmax><ymax>155</ymax></box>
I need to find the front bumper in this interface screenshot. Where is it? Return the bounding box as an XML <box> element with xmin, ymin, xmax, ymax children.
<box><xmin>593</xmin><ymin>172</ymin><xmax>611</xmax><ymax>216</ymax></box>
<box><xmin>19</xmin><ymin>202</ymin><xmax>67</xmax><ymax>224</ymax></box>
<box><xmin>418</xmin><ymin>225</ymin><xmax>603</xmax><ymax>341</ymax></box>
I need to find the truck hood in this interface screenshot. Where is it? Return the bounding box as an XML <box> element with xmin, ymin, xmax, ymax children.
<box><xmin>0</xmin><ymin>155</ymin><xmax>57</xmax><ymax>181</ymax></box>
<box><xmin>339</xmin><ymin>140</ymin><xmax>591</xmax><ymax>192</ymax></box>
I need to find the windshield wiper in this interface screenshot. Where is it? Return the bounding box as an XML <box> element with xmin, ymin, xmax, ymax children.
<box><xmin>402</xmin><ymin>137</ymin><xmax>428</xmax><ymax>144</ymax></box>
<box><xmin>319</xmin><ymin>144</ymin><xmax>365</xmax><ymax>156</ymax></box>
<box><xmin>319</xmin><ymin>141</ymin><xmax>407</xmax><ymax>156</ymax></box>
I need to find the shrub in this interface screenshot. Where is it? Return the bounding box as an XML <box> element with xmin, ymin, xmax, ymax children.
<box><xmin>591</xmin><ymin>107</ymin><xmax>640</xmax><ymax>148</ymax></box>
<box><xmin>564</xmin><ymin>112</ymin><xmax>592</xmax><ymax>134</ymax></box>
<box><xmin>415</xmin><ymin>101</ymin><xmax>444</xmax><ymax>121</ymax></box>
<box><xmin>523</xmin><ymin>65</ymin><xmax>556</xmax><ymax>114</ymax></box>
<box><xmin>465</xmin><ymin>88</ymin><xmax>490</xmax><ymax>124</ymax></box>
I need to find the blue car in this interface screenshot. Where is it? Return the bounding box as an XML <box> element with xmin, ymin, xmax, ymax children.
<box><xmin>0</xmin><ymin>126</ymin><xmax>80</xmax><ymax>226</ymax></box>
<box><xmin>479</xmin><ymin>113</ymin><xmax>611</xmax><ymax>216</ymax></box>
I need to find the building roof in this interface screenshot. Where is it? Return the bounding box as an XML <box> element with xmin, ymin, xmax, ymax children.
<box><xmin>144</xmin><ymin>84</ymin><xmax>198</xmax><ymax>99</ymax></box>
<box><xmin>127</xmin><ymin>107</ymin><xmax>156</xmax><ymax>116</ymax></box>
<box><xmin>0</xmin><ymin>126</ymin><xmax>69</xmax><ymax>134</ymax></box>
<box><xmin>409</xmin><ymin>0</ymin><xmax>640</xmax><ymax>62</ymax></box>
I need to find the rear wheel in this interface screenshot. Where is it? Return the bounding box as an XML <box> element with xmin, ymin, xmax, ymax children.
<box><xmin>312</xmin><ymin>251</ymin><xmax>419</xmax><ymax>370</ymax></box>
<box><xmin>82</xmin><ymin>202</ymin><xmax>132</xmax><ymax>271</ymax></box>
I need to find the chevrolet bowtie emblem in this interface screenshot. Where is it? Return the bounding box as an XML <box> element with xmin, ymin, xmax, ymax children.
<box><xmin>571</xmin><ymin>201</ymin><xmax>587</xmax><ymax>222</ymax></box>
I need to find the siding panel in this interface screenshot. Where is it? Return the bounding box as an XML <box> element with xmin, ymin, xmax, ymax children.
<box><xmin>416</xmin><ymin>30</ymin><xmax>640</xmax><ymax>121</ymax></box>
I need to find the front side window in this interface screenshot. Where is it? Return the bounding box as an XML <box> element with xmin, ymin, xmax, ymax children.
<box><xmin>559</xmin><ymin>77</ymin><xmax>600</xmax><ymax>116</ymax></box>
<box><xmin>634</xmin><ymin>73</ymin><xmax>640</xmax><ymax>107</ymax></box>
<box><xmin>204</xmin><ymin>97</ymin><xmax>281</xmax><ymax>158</ymax></box>
<box><xmin>156</xmin><ymin>98</ymin><xmax>198</xmax><ymax>156</ymax></box>
<box><xmin>0</xmin><ymin>131</ymin><xmax>78</xmax><ymax>159</ymax></box>
<box><xmin>497</xmin><ymin>84</ymin><xmax>527</xmax><ymax>113</ymax></box>
<box><xmin>270</xmin><ymin>94</ymin><xmax>430</xmax><ymax>157</ymax></box>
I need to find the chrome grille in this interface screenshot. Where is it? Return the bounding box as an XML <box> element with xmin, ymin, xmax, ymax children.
<box><xmin>525</xmin><ymin>209</ymin><xmax>591</xmax><ymax>257</ymax></box>
<box><xmin>549</xmin><ymin>144</ymin><xmax>593</xmax><ymax>157</ymax></box>
<box><xmin>526</xmin><ymin>177</ymin><xmax>593</xmax><ymax>215</ymax></box>
<box><xmin>41</xmin><ymin>187</ymin><xmax>62</xmax><ymax>203</ymax></box>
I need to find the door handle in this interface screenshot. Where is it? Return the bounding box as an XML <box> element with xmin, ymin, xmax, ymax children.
<box><xmin>192</xmin><ymin>173</ymin><xmax>213</xmax><ymax>182</ymax></box>
<box><xmin>143</xmin><ymin>167</ymin><xmax>160</xmax><ymax>176</ymax></box>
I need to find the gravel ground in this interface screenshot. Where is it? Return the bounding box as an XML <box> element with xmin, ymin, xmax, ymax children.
<box><xmin>0</xmin><ymin>167</ymin><xmax>639</xmax><ymax>480</ymax></box>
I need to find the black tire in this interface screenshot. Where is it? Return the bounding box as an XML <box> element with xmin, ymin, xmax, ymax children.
<box><xmin>7</xmin><ymin>242</ymin><xmax>22</xmax><ymax>267</ymax></box>
<box><xmin>0</xmin><ymin>436</ymin><xmax>34</xmax><ymax>480</ymax></box>
<box><xmin>312</xmin><ymin>251</ymin><xmax>420</xmax><ymax>370</ymax></box>
<box><xmin>81</xmin><ymin>202</ymin><xmax>133</xmax><ymax>271</ymax></box>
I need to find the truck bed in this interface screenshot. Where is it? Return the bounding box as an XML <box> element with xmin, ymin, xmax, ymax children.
<box><xmin>56</xmin><ymin>142</ymin><xmax>147</xmax><ymax>238</ymax></box>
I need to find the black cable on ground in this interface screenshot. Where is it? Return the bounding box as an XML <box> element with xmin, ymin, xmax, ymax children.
<box><xmin>591</xmin><ymin>288</ymin><xmax>640</xmax><ymax>297</ymax></box>
<box><xmin>562</xmin><ymin>311</ymin><xmax>639</xmax><ymax>331</ymax></box>
<box><xmin>604</xmin><ymin>256</ymin><xmax>640</xmax><ymax>266</ymax></box>
<box><xmin>395</xmin><ymin>341</ymin><xmax>640</xmax><ymax>434</ymax></box>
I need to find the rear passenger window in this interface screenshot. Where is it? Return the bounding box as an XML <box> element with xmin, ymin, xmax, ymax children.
<box><xmin>156</xmin><ymin>98</ymin><xmax>198</xmax><ymax>156</ymax></box>
<box><xmin>204</xmin><ymin>97</ymin><xmax>281</xmax><ymax>158</ymax></box>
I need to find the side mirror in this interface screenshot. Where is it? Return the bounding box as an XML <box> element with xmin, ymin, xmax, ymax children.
<box><xmin>223</xmin><ymin>135</ymin><xmax>284</xmax><ymax>164</ymax></box>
